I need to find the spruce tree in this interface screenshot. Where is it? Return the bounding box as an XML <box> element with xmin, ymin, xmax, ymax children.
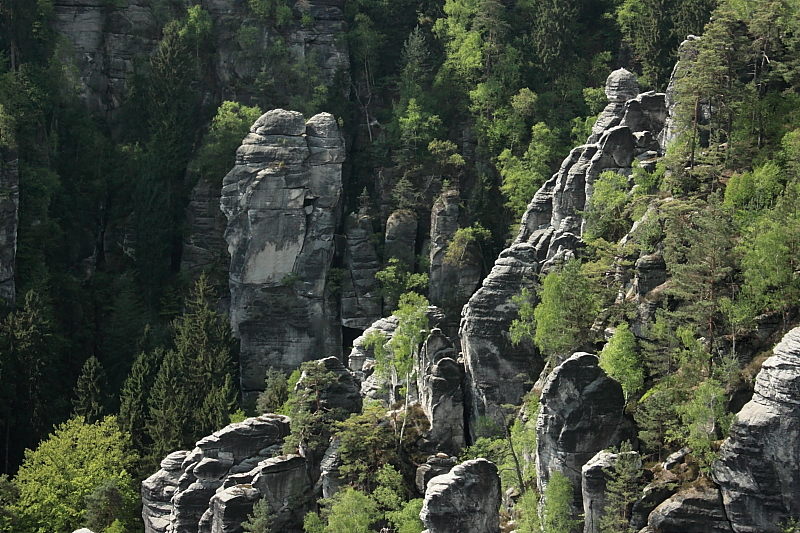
<box><xmin>73</xmin><ymin>356</ymin><xmax>108</xmax><ymax>424</ymax></box>
<box><xmin>146</xmin><ymin>349</ymin><xmax>193</xmax><ymax>458</ymax></box>
<box><xmin>119</xmin><ymin>348</ymin><xmax>165</xmax><ymax>454</ymax></box>
<box><xmin>599</xmin><ymin>441</ymin><xmax>642</xmax><ymax>533</ymax></box>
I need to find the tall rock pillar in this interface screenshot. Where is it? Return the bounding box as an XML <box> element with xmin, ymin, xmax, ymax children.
<box><xmin>221</xmin><ymin>109</ymin><xmax>345</xmax><ymax>391</ymax></box>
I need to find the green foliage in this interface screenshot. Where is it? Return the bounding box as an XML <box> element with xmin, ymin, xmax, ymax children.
<box><xmin>192</xmin><ymin>101</ymin><xmax>263</xmax><ymax>184</ymax></box>
<box><xmin>119</xmin><ymin>349</ymin><xmax>164</xmax><ymax>455</ymax></box>
<box><xmin>515</xmin><ymin>259</ymin><xmax>602</xmax><ymax>359</ymax></box>
<box><xmin>375</xmin><ymin>258</ymin><xmax>429</xmax><ymax>311</ymax></box>
<box><xmin>83</xmin><ymin>480</ymin><xmax>131</xmax><ymax>533</ymax></box>
<box><xmin>674</xmin><ymin>379</ymin><xmax>731</xmax><ymax>471</ymax></box>
<box><xmin>248</xmin><ymin>0</ymin><xmax>292</xmax><ymax>26</ymax></box>
<box><xmin>372</xmin><ymin>463</ymin><xmax>405</xmax><ymax>512</ymax></box>
<box><xmin>634</xmin><ymin>386</ymin><xmax>683</xmax><ymax>461</ymax></box>
<box><xmin>599</xmin><ymin>323</ymin><xmax>644</xmax><ymax>403</ymax></box>
<box><xmin>282</xmin><ymin>360</ymin><xmax>347</xmax><ymax>456</ymax></box>
<box><xmin>386</xmin><ymin>498</ymin><xmax>424</xmax><ymax>533</ymax></box>
<box><xmin>322</xmin><ymin>487</ymin><xmax>380</xmax><ymax>533</ymax></box>
<box><xmin>542</xmin><ymin>470</ymin><xmax>580</xmax><ymax>533</ymax></box>
<box><xmin>73</xmin><ymin>356</ymin><xmax>108</xmax><ymax>424</ymax></box>
<box><xmin>334</xmin><ymin>406</ymin><xmax>397</xmax><ymax>490</ymax></box>
<box><xmin>499</xmin><ymin>122</ymin><xmax>559</xmax><ymax>220</ymax></box>
<box><xmin>443</xmin><ymin>223</ymin><xmax>491</xmax><ymax>266</ymax></box>
<box><xmin>242</xmin><ymin>497</ymin><xmax>275</xmax><ymax>533</ymax></box>
<box><xmin>257</xmin><ymin>367</ymin><xmax>289</xmax><ymax>414</ymax></box>
<box><xmin>585</xmin><ymin>171</ymin><xmax>632</xmax><ymax>242</ymax></box>
<box><xmin>11</xmin><ymin>416</ymin><xmax>138</xmax><ymax>533</ymax></box>
<box><xmin>724</xmin><ymin>161</ymin><xmax>783</xmax><ymax>213</ymax></box>
<box><xmin>598</xmin><ymin>441</ymin><xmax>642</xmax><ymax>533</ymax></box>
<box><xmin>514</xmin><ymin>488</ymin><xmax>541</xmax><ymax>533</ymax></box>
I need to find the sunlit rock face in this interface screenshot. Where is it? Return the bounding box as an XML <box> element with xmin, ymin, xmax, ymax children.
<box><xmin>713</xmin><ymin>326</ymin><xmax>800</xmax><ymax>532</ymax></box>
<box><xmin>221</xmin><ymin>109</ymin><xmax>345</xmax><ymax>391</ymax></box>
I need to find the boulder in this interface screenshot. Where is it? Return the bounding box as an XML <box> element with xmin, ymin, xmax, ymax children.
<box><xmin>712</xmin><ymin>326</ymin><xmax>800</xmax><ymax>532</ymax></box>
<box><xmin>647</xmin><ymin>487</ymin><xmax>733</xmax><ymax>532</ymax></box>
<box><xmin>605</xmin><ymin>68</ymin><xmax>640</xmax><ymax>103</ymax></box>
<box><xmin>298</xmin><ymin>356</ymin><xmax>362</xmax><ymax>416</ymax></box>
<box><xmin>536</xmin><ymin>353</ymin><xmax>635</xmax><ymax>518</ymax></box>
<box><xmin>221</xmin><ymin>110</ymin><xmax>345</xmax><ymax>390</ymax></box>
<box><xmin>0</xmin><ymin>146</ymin><xmax>18</xmax><ymax>309</ymax></box>
<box><xmin>416</xmin><ymin>454</ymin><xmax>457</xmax><ymax>495</ymax></box>
<box><xmin>420</xmin><ymin>458</ymin><xmax>501</xmax><ymax>533</ymax></box>
<box><xmin>460</xmin><ymin>243</ymin><xmax>542</xmax><ymax>434</ymax></box>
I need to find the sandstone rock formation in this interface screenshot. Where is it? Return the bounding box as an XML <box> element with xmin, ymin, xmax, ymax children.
<box><xmin>341</xmin><ymin>208</ymin><xmax>382</xmax><ymax>329</ymax></box>
<box><xmin>0</xmin><ymin>145</ymin><xmax>18</xmax><ymax>309</ymax></box>
<box><xmin>142</xmin><ymin>415</ymin><xmax>297</xmax><ymax>533</ymax></box>
<box><xmin>647</xmin><ymin>487</ymin><xmax>732</xmax><ymax>533</ymax></box>
<box><xmin>221</xmin><ymin>110</ymin><xmax>345</xmax><ymax>391</ymax></box>
<box><xmin>417</xmin><ymin>328</ymin><xmax>465</xmax><ymax>454</ymax></box>
<box><xmin>536</xmin><ymin>353</ymin><xmax>634</xmax><ymax>517</ymax></box>
<box><xmin>52</xmin><ymin>0</ymin><xmax>349</xmax><ymax>118</ymax></box>
<box><xmin>713</xmin><ymin>326</ymin><xmax>800</xmax><ymax>532</ymax></box>
<box><xmin>420</xmin><ymin>458</ymin><xmax>501</xmax><ymax>533</ymax></box>
<box><xmin>384</xmin><ymin>209</ymin><xmax>418</xmax><ymax>270</ymax></box>
<box><xmin>181</xmin><ymin>178</ymin><xmax>230</xmax><ymax>284</ymax></box>
<box><xmin>298</xmin><ymin>356</ymin><xmax>362</xmax><ymax>416</ymax></box>
<box><xmin>582</xmin><ymin>449</ymin><xmax>642</xmax><ymax>533</ymax></box>
<box><xmin>428</xmin><ymin>190</ymin><xmax>481</xmax><ymax>315</ymax></box>
<box><xmin>416</xmin><ymin>454</ymin><xmax>457</xmax><ymax>495</ymax></box>
<box><xmin>459</xmin><ymin>243</ymin><xmax>542</xmax><ymax>434</ymax></box>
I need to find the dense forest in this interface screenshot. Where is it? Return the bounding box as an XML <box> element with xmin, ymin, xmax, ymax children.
<box><xmin>1</xmin><ymin>0</ymin><xmax>800</xmax><ymax>531</ymax></box>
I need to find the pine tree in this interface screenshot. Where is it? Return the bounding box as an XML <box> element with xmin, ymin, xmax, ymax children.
<box><xmin>257</xmin><ymin>368</ymin><xmax>289</xmax><ymax>414</ymax></box>
<box><xmin>73</xmin><ymin>356</ymin><xmax>108</xmax><ymax>424</ymax></box>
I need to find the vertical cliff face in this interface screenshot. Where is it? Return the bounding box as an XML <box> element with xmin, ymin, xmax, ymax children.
<box><xmin>713</xmin><ymin>326</ymin><xmax>800</xmax><ymax>532</ymax></box>
<box><xmin>51</xmin><ymin>0</ymin><xmax>350</xmax><ymax>119</ymax></box>
<box><xmin>0</xmin><ymin>146</ymin><xmax>18</xmax><ymax>310</ymax></box>
<box><xmin>221</xmin><ymin>109</ymin><xmax>345</xmax><ymax>391</ymax></box>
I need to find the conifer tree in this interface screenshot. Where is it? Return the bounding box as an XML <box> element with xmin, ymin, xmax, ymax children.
<box><xmin>599</xmin><ymin>441</ymin><xmax>642</xmax><ymax>533</ymax></box>
<box><xmin>119</xmin><ymin>348</ymin><xmax>165</xmax><ymax>454</ymax></box>
<box><xmin>146</xmin><ymin>349</ymin><xmax>193</xmax><ymax>459</ymax></box>
<box><xmin>73</xmin><ymin>356</ymin><xmax>108</xmax><ymax>424</ymax></box>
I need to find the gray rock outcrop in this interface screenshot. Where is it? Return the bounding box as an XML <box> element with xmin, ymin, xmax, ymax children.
<box><xmin>384</xmin><ymin>209</ymin><xmax>418</xmax><ymax>270</ymax></box>
<box><xmin>298</xmin><ymin>356</ymin><xmax>362</xmax><ymax>416</ymax></box>
<box><xmin>647</xmin><ymin>487</ymin><xmax>733</xmax><ymax>533</ymax></box>
<box><xmin>418</xmin><ymin>329</ymin><xmax>465</xmax><ymax>454</ymax></box>
<box><xmin>460</xmin><ymin>243</ymin><xmax>542</xmax><ymax>434</ymax></box>
<box><xmin>416</xmin><ymin>454</ymin><xmax>457</xmax><ymax>495</ymax></box>
<box><xmin>141</xmin><ymin>415</ymin><xmax>298</xmax><ymax>533</ymax></box>
<box><xmin>582</xmin><ymin>449</ymin><xmax>642</xmax><ymax>533</ymax></box>
<box><xmin>429</xmin><ymin>190</ymin><xmax>481</xmax><ymax>314</ymax></box>
<box><xmin>420</xmin><ymin>458</ymin><xmax>501</xmax><ymax>533</ymax></box>
<box><xmin>318</xmin><ymin>438</ymin><xmax>344</xmax><ymax>499</ymax></box>
<box><xmin>712</xmin><ymin>326</ymin><xmax>800</xmax><ymax>532</ymax></box>
<box><xmin>181</xmin><ymin>177</ymin><xmax>230</xmax><ymax>284</ymax></box>
<box><xmin>0</xmin><ymin>145</ymin><xmax>18</xmax><ymax>309</ymax></box>
<box><xmin>341</xmin><ymin>208</ymin><xmax>382</xmax><ymax>329</ymax></box>
<box><xmin>536</xmin><ymin>353</ymin><xmax>634</xmax><ymax>518</ymax></box>
<box><xmin>221</xmin><ymin>110</ymin><xmax>345</xmax><ymax>390</ymax></box>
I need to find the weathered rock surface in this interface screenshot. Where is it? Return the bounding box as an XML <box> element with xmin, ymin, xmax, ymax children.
<box><xmin>648</xmin><ymin>487</ymin><xmax>733</xmax><ymax>533</ymax></box>
<box><xmin>298</xmin><ymin>356</ymin><xmax>362</xmax><ymax>416</ymax></box>
<box><xmin>318</xmin><ymin>438</ymin><xmax>344</xmax><ymax>499</ymax></box>
<box><xmin>142</xmin><ymin>415</ymin><xmax>295</xmax><ymax>533</ymax></box>
<box><xmin>416</xmin><ymin>454</ymin><xmax>457</xmax><ymax>495</ymax></box>
<box><xmin>384</xmin><ymin>209</ymin><xmax>418</xmax><ymax>270</ymax></box>
<box><xmin>341</xmin><ymin>208</ymin><xmax>382</xmax><ymax>329</ymax></box>
<box><xmin>712</xmin><ymin>326</ymin><xmax>800</xmax><ymax>532</ymax></box>
<box><xmin>0</xmin><ymin>146</ymin><xmax>18</xmax><ymax>309</ymax></box>
<box><xmin>52</xmin><ymin>0</ymin><xmax>349</xmax><ymax>119</ymax></box>
<box><xmin>417</xmin><ymin>328</ymin><xmax>465</xmax><ymax>454</ymax></box>
<box><xmin>660</xmin><ymin>36</ymin><xmax>702</xmax><ymax>149</ymax></box>
<box><xmin>420</xmin><ymin>458</ymin><xmax>501</xmax><ymax>533</ymax></box>
<box><xmin>582</xmin><ymin>450</ymin><xmax>642</xmax><ymax>533</ymax></box>
<box><xmin>536</xmin><ymin>353</ymin><xmax>634</xmax><ymax>517</ymax></box>
<box><xmin>181</xmin><ymin>177</ymin><xmax>230</xmax><ymax>284</ymax></box>
<box><xmin>460</xmin><ymin>243</ymin><xmax>542</xmax><ymax>434</ymax></box>
<box><xmin>221</xmin><ymin>110</ymin><xmax>345</xmax><ymax>390</ymax></box>
<box><xmin>429</xmin><ymin>190</ymin><xmax>481</xmax><ymax>314</ymax></box>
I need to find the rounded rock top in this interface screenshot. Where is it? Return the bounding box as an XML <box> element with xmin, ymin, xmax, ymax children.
<box><xmin>605</xmin><ymin>68</ymin><xmax>640</xmax><ymax>103</ymax></box>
